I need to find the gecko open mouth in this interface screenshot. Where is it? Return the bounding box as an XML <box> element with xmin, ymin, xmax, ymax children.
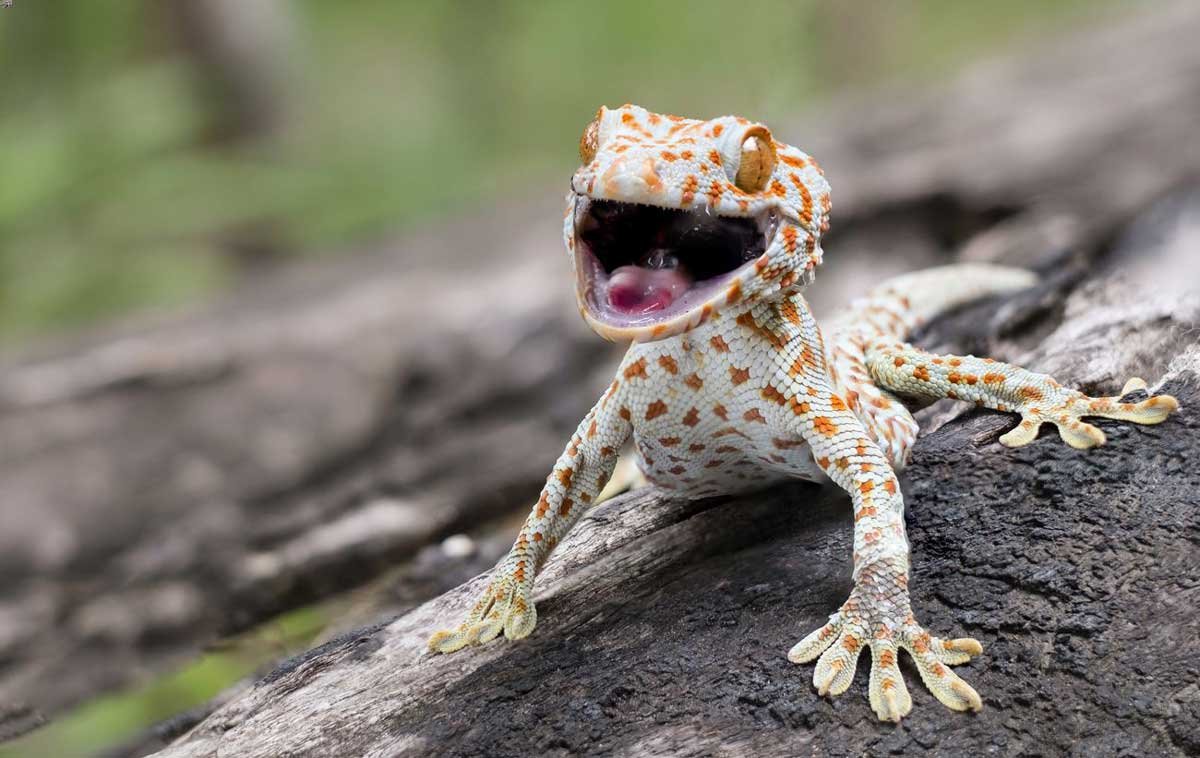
<box><xmin>574</xmin><ymin>198</ymin><xmax>778</xmax><ymax>329</ymax></box>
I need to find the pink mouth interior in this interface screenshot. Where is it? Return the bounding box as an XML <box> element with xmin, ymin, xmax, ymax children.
<box><xmin>574</xmin><ymin>197</ymin><xmax>776</xmax><ymax>331</ymax></box>
<box><xmin>608</xmin><ymin>265</ymin><xmax>694</xmax><ymax>314</ymax></box>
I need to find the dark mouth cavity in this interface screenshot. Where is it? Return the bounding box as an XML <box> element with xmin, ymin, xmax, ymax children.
<box><xmin>578</xmin><ymin>200</ymin><xmax>766</xmax><ymax>282</ymax></box>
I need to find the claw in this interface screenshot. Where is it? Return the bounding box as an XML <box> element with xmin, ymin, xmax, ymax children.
<box><xmin>1120</xmin><ymin>377</ymin><xmax>1148</xmax><ymax>395</ymax></box>
<box><xmin>428</xmin><ymin>574</ymin><xmax>537</xmax><ymax>654</ymax></box>
<box><xmin>869</xmin><ymin>642</ymin><xmax>911</xmax><ymax>722</ymax></box>
<box><xmin>788</xmin><ymin>618</ymin><xmax>840</xmax><ymax>664</ymax></box>
<box><xmin>999</xmin><ymin>417</ymin><xmax>1041</xmax><ymax>447</ymax></box>
<box><xmin>1003</xmin><ymin>377</ymin><xmax>1179</xmax><ymax>450</ymax></box>
<box><xmin>792</xmin><ymin>603</ymin><xmax>983</xmax><ymax>720</ymax></box>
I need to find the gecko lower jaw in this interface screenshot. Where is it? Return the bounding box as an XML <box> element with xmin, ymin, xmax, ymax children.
<box><xmin>573</xmin><ymin>195</ymin><xmax>778</xmax><ymax>330</ymax></box>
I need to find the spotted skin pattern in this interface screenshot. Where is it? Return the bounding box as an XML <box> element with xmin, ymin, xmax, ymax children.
<box><xmin>428</xmin><ymin>105</ymin><xmax>1182</xmax><ymax>722</ymax></box>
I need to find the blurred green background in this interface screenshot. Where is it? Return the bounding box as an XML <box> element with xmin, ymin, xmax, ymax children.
<box><xmin>0</xmin><ymin>0</ymin><xmax>1118</xmax><ymax>346</ymax></box>
<box><xmin>0</xmin><ymin>1</ymin><xmax>1122</xmax><ymax>756</ymax></box>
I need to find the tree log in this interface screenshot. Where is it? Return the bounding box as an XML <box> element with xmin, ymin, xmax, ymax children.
<box><xmin>2</xmin><ymin>2</ymin><xmax>1200</xmax><ymax>750</ymax></box>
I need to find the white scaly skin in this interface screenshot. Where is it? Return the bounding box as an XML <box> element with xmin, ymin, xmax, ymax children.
<box><xmin>428</xmin><ymin>104</ymin><xmax>1181</xmax><ymax>722</ymax></box>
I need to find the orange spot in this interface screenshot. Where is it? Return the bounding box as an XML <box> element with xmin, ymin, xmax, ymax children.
<box><xmin>983</xmin><ymin>372</ymin><xmax>1006</xmax><ymax>385</ymax></box>
<box><xmin>948</xmin><ymin>371</ymin><xmax>962</xmax><ymax>384</ymax></box>
<box><xmin>658</xmin><ymin>355</ymin><xmax>679</xmax><ymax>374</ymax></box>
<box><xmin>778</xmin><ymin>300</ymin><xmax>802</xmax><ymax>325</ymax></box>
<box><xmin>532</xmin><ymin>532</ymin><xmax>543</xmax><ymax>542</ymax></box>
<box><xmin>557</xmin><ymin>467</ymin><xmax>574</xmax><ymax>487</ymax></box>
<box><xmin>682</xmin><ymin>407</ymin><xmax>700</xmax><ymax>427</ymax></box>
<box><xmin>829</xmin><ymin>394</ymin><xmax>847</xmax><ymax>411</ymax></box>
<box><xmin>859</xmin><ymin>480</ymin><xmax>874</xmax><ymax>494</ymax></box>
<box><xmin>659</xmin><ymin>436</ymin><xmax>680</xmax><ymax>447</ymax></box>
<box><xmin>587</xmin><ymin>419</ymin><xmax>597</xmax><ymax>438</ymax></box>
<box><xmin>1019</xmin><ymin>386</ymin><xmax>1044</xmax><ymax>402</ymax></box>
<box><xmin>684</xmin><ymin>373</ymin><xmax>703</xmax><ymax>390</ymax></box>
<box><xmin>769</xmin><ymin>179</ymin><xmax>788</xmax><ymax>198</ymax></box>
<box><xmin>796</xmin><ymin>180</ymin><xmax>813</xmax><ymax>226</ymax></box>
<box><xmin>714</xmin><ymin>445</ymin><xmax>739</xmax><ymax>453</ymax></box>
<box><xmin>712</xmin><ymin>123</ymin><xmax>724</xmax><ymax>137</ymax></box>
<box><xmin>559</xmin><ymin>498</ymin><xmax>573</xmax><ymax>517</ymax></box>
<box><xmin>660</xmin><ymin>151</ymin><xmax>678</xmax><ymax>162</ymax></box>
<box><xmin>713</xmin><ymin>404</ymin><xmax>728</xmax><ymax>420</ymax></box>
<box><xmin>842</xmin><ymin>636</ymin><xmax>859</xmax><ymax>653</ymax></box>
<box><xmin>743</xmin><ymin>408</ymin><xmax>766</xmax><ymax>424</ymax></box>
<box><xmin>813</xmin><ymin>416</ymin><xmax>838</xmax><ymax>436</ymax></box>
<box><xmin>645</xmin><ymin>400</ymin><xmax>668</xmax><ymax>420</ymax></box>
<box><xmin>884</xmin><ymin>479</ymin><xmax>897</xmax><ymax>495</ymax></box>
<box><xmin>912</xmin><ymin>633</ymin><xmax>931</xmax><ymax>653</ymax></box>
<box><xmin>729</xmin><ymin>366</ymin><xmax>750</xmax><ymax>385</ymax></box>
<box><xmin>624</xmin><ymin>358</ymin><xmax>648</xmax><ymax>379</ymax></box>
<box><xmin>912</xmin><ymin>365</ymin><xmax>931</xmax><ymax>382</ymax></box>
<box><xmin>710</xmin><ymin>335</ymin><xmax>730</xmax><ymax>353</ymax></box>
<box><xmin>688</xmin><ymin>443</ymin><xmax>706</xmax><ymax>452</ymax></box>
<box><xmin>536</xmin><ymin>493</ymin><xmax>550</xmax><ymax>518</ymax></box>
<box><xmin>762</xmin><ymin>384</ymin><xmax>787</xmax><ymax>405</ymax></box>
<box><xmin>780</xmin><ymin>154</ymin><xmax>807</xmax><ymax>168</ymax></box>
<box><xmin>893</xmin><ymin>356</ymin><xmax>906</xmax><ymax>368</ymax></box>
<box><xmin>619</xmin><ymin>406</ymin><xmax>631</xmax><ymax>421</ymax></box>
<box><xmin>725</xmin><ymin>280</ymin><xmax>743</xmax><ymax>305</ymax></box>
<box><xmin>817</xmin><ymin>456</ymin><xmax>830</xmax><ymax>468</ymax></box>
<box><xmin>599</xmin><ymin>446</ymin><xmax>613</xmax><ymax>457</ymax></box>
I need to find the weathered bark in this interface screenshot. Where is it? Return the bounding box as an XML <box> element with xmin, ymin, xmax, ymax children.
<box><xmin>2</xmin><ymin>2</ymin><xmax>1200</xmax><ymax>752</ymax></box>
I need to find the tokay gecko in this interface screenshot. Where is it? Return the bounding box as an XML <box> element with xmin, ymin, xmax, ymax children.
<box><xmin>428</xmin><ymin>105</ymin><xmax>1180</xmax><ymax>721</ymax></box>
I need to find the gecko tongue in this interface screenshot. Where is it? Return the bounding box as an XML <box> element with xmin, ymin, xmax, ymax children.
<box><xmin>608</xmin><ymin>264</ymin><xmax>693</xmax><ymax>314</ymax></box>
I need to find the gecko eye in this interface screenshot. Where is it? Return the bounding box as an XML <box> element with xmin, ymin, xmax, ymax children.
<box><xmin>579</xmin><ymin>112</ymin><xmax>601</xmax><ymax>165</ymax></box>
<box><xmin>733</xmin><ymin>126</ymin><xmax>777</xmax><ymax>193</ymax></box>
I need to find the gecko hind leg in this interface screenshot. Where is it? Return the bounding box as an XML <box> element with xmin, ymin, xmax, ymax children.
<box><xmin>998</xmin><ymin>376</ymin><xmax>1178</xmax><ymax>449</ymax></box>
<box><xmin>864</xmin><ymin>339</ymin><xmax>1180</xmax><ymax>450</ymax></box>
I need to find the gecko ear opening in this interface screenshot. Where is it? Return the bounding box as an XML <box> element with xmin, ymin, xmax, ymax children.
<box><xmin>733</xmin><ymin>126</ymin><xmax>777</xmax><ymax>194</ymax></box>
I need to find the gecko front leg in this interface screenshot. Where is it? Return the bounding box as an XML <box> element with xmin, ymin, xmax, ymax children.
<box><xmin>428</xmin><ymin>386</ymin><xmax>631</xmax><ymax>653</ymax></box>
<box><xmin>778</xmin><ymin>311</ymin><xmax>981</xmax><ymax>721</ymax></box>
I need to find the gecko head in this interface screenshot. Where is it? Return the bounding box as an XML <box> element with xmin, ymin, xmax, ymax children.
<box><xmin>564</xmin><ymin>104</ymin><xmax>831</xmax><ymax>343</ymax></box>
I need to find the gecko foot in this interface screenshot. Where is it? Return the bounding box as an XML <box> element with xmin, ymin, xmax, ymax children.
<box><xmin>788</xmin><ymin>591</ymin><xmax>982</xmax><ymax>722</ymax></box>
<box><xmin>1000</xmin><ymin>376</ymin><xmax>1180</xmax><ymax>449</ymax></box>
<box><xmin>428</xmin><ymin>569</ymin><xmax>537</xmax><ymax>654</ymax></box>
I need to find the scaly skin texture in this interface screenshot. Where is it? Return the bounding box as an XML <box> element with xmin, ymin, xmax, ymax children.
<box><xmin>428</xmin><ymin>105</ymin><xmax>1181</xmax><ymax>722</ymax></box>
